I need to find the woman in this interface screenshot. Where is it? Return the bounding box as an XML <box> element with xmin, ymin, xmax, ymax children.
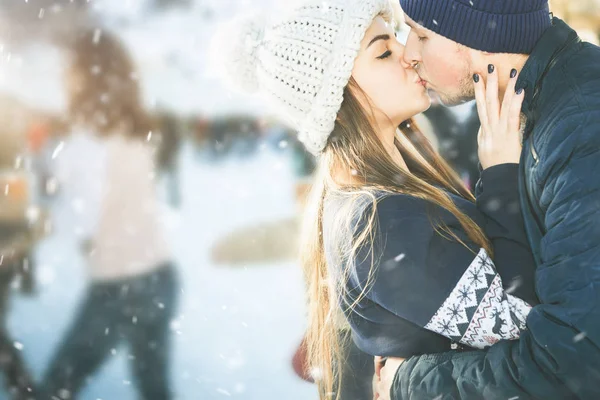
<box><xmin>42</xmin><ymin>30</ymin><xmax>178</xmax><ymax>400</ymax></box>
<box><xmin>218</xmin><ymin>0</ymin><xmax>536</xmax><ymax>399</ymax></box>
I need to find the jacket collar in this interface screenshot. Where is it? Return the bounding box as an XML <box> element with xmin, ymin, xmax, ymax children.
<box><xmin>517</xmin><ymin>18</ymin><xmax>580</xmax><ymax>134</ymax></box>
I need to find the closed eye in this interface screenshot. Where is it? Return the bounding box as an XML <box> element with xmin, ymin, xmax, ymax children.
<box><xmin>377</xmin><ymin>50</ymin><xmax>392</xmax><ymax>59</ymax></box>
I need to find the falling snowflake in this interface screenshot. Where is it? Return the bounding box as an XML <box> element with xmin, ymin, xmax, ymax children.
<box><xmin>26</xmin><ymin>206</ymin><xmax>41</xmax><ymax>223</ymax></box>
<box><xmin>93</xmin><ymin>28</ymin><xmax>103</xmax><ymax>44</ymax></box>
<box><xmin>505</xmin><ymin>276</ymin><xmax>523</xmax><ymax>295</ymax></box>
<box><xmin>170</xmin><ymin>319</ymin><xmax>182</xmax><ymax>331</ymax></box>
<box><xmin>234</xmin><ymin>383</ymin><xmax>246</xmax><ymax>394</ymax></box>
<box><xmin>52</xmin><ymin>142</ymin><xmax>65</xmax><ymax>159</ymax></box>
<box><xmin>58</xmin><ymin>389</ymin><xmax>71</xmax><ymax>399</ymax></box>
<box><xmin>573</xmin><ymin>332</ymin><xmax>587</xmax><ymax>343</ymax></box>
<box><xmin>14</xmin><ymin>155</ymin><xmax>23</xmax><ymax>169</ymax></box>
<box><xmin>309</xmin><ymin>366</ymin><xmax>323</xmax><ymax>381</ymax></box>
<box><xmin>91</xmin><ymin>65</ymin><xmax>102</xmax><ymax>75</ymax></box>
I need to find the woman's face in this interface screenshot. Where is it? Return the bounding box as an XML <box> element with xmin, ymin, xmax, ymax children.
<box><xmin>351</xmin><ymin>16</ymin><xmax>431</xmax><ymax>126</ymax></box>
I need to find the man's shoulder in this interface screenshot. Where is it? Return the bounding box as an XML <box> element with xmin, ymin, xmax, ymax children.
<box><xmin>545</xmin><ymin>42</ymin><xmax>600</xmax><ymax>111</ymax></box>
<box><xmin>535</xmin><ymin>42</ymin><xmax>600</xmax><ymax>138</ymax></box>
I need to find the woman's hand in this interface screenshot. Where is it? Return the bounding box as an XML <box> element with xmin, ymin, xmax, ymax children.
<box><xmin>475</xmin><ymin>65</ymin><xmax>525</xmax><ymax>170</ymax></box>
<box><xmin>373</xmin><ymin>356</ymin><xmax>405</xmax><ymax>400</ymax></box>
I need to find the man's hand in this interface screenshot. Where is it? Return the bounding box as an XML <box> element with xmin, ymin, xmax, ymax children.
<box><xmin>374</xmin><ymin>356</ymin><xmax>405</xmax><ymax>400</ymax></box>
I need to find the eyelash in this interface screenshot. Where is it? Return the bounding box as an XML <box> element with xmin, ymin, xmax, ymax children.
<box><xmin>418</xmin><ymin>36</ymin><xmax>427</xmax><ymax>42</ymax></box>
<box><xmin>377</xmin><ymin>50</ymin><xmax>392</xmax><ymax>59</ymax></box>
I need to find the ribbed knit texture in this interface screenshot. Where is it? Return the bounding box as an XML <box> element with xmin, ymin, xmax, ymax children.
<box><xmin>399</xmin><ymin>0</ymin><xmax>551</xmax><ymax>53</ymax></box>
<box><xmin>215</xmin><ymin>0</ymin><xmax>393</xmax><ymax>155</ymax></box>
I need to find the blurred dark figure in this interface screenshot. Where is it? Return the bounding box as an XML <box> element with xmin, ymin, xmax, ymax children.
<box><xmin>0</xmin><ymin>239</ymin><xmax>38</xmax><ymax>399</ymax></box>
<box><xmin>156</xmin><ymin>112</ymin><xmax>183</xmax><ymax>208</ymax></box>
<box><xmin>41</xmin><ymin>30</ymin><xmax>179</xmax><ymax>400</ymax></box>
<box><xmin>197</xmin><ymin>115</ymin><xmax>260</xmax><ymax>162</ymax></box>
<box><xmin>0</xmin><ymin>169</ymin><xmax>48</xmax><ymax>399</ymax></box>
<box><xmin>422</xmin><ymin>102</ymin><xmax>479</xmax><ymax>191</ymax></box>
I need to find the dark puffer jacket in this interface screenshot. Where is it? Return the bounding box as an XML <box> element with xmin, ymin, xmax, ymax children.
<box><xmin>391</xmin><ymin>18</ymin><xmax>600</xmax><ymax>400</ymax></box>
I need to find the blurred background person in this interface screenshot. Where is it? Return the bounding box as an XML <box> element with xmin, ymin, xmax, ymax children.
<box><xmin>41</xmin><ymin>30</ymin><xmax>179</xmax><ymax>400</ymax></box>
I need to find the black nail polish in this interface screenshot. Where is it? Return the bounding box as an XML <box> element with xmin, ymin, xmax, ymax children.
<box><xmin>510</xmin><ymin>68</ymin><xmax>517</xmax><ymax>78</ymax></box>
<box><xmin>488</xmin><ymin>64</ymin><xmax>495</xmax><ymax>74</ymax></box>
<box><xmin>516</xmin><ymin>88</ymin><xmax>523</xmax><ymax>95</ymax></box>
<box><xmin>473</xmin><ymin>74</ymin><xmax>480</xmax><ymax>83</ymax></box>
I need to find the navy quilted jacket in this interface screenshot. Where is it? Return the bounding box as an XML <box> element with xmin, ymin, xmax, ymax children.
<box><xmin>391</xmin><ymin>18</ymin><xmax>600</xmax><ymax>400</ymax></box>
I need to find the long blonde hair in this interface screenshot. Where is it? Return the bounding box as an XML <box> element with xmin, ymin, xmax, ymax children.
<box><xmin>300</xmin><ymin>78</ymin><xmax>492</xmax><ymax>399</ymax></box>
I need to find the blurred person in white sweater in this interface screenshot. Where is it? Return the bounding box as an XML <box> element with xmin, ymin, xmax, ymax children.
<box><xmin>42</xmin><ymin>29</ymin><xmax>179</xmax><ymax>400</ymax></box>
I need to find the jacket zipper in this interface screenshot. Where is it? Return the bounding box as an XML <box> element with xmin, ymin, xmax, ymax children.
<box><xmin>530</xmin><ymin>140</ymin><xmax>539</xmax><ymax>165</ymax></box>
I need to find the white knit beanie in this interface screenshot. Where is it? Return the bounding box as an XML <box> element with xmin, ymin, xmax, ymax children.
<box><xmin>214</xmin><ymin>0</ymin><xmax>393</xmax><ymax>156</ymax></box>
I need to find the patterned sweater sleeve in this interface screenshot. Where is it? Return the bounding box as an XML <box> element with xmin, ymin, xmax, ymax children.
<box><xmin>350</xmin><ymin>194</ymin><xmax>532</xmax><ymax>351</ymax></box>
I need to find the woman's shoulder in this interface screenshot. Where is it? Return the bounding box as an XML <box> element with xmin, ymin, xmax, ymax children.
<box><xmin>323</xmin><ymin>191</ymin><xmax>437</xmax><ymax>240</ymax></box>
<box><xmin>362</xmin><ymin>190</ymin><xmax>480</xmax><ymax>236</ymax></box>
<box><xmin>360</xmin><ymin>191</ymin><xmax>440</xmax><ymax>225</ymax></box>
<box><xmin>326</xmin><ymin>189</ymin><xmax>425</xmax><ymax>212</ymax></box>
<box><xmin>325</xmin><ymin>188</ymin><xmax>479</xmax><ymax>233</ymax></box>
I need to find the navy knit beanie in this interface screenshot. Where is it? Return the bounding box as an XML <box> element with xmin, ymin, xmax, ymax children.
<box><xmin>399</xmin><ymin>0</ymin><xmax>552</xmax><ymax>54</ymax></box>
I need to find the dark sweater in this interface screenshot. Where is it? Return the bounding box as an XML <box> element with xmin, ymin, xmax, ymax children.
<box><xmin>323</xmin><ymin>163</ymin><xmax>539</xmax><ymax>358</ymax></box>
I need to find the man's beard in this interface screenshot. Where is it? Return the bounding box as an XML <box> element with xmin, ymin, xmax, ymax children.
<box><xmin>437</xmin><ymin>72</ymin><xmax>476</xmax><ymax>106</ymax></box>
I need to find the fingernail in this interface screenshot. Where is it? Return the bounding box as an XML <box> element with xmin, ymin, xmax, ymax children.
<box><xmin>516</xmin><ymin>88</ymin><xmax>524</xmax><ymax>95</ymax></box>
<box><xmin>510</xmin><ymin>68</ymin><xmax>517</xmax><ymax>78</ymax></box>
<box><xmin>488</xmin><ymin>64</ymin><xmax>495</xmax><ymax>74</ymax></box>
<box><xmin>473</xmin><ymin>73</ymin><xmax>480</xmax><ymax>83</ymax></box>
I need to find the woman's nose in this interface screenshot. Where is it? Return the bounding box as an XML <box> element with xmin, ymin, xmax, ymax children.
<box><xmin>400</xmin><ymin>56</ymin><xmax>411</xmax><ymax>69</ymax></box>
<box><xmin>395</xmin><ymin>44</ymin><xmax>411</xmax><ymax>69</ymax></box>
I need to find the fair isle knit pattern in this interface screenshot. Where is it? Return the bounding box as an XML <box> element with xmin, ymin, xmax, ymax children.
<box><xmin>216</xmin><ymin>0</ymin><xmax>393</xmax><ymax>155</ymax></box>
<box><xmin>424</xmin><ymin>248</ymin><xmax>532</xmax><ymax>349</ymax></box>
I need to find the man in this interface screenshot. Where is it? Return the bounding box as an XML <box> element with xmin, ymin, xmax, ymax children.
<box><xmin>377</xmin><ymin>0</ymin><xmax>600</xmax><ymax>399</ymax></box>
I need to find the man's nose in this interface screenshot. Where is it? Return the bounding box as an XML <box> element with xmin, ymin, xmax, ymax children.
<box><xmin>403</xmin><ymin>31</ymin><xmax>422</xmax><ymax>67</ymax></box>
